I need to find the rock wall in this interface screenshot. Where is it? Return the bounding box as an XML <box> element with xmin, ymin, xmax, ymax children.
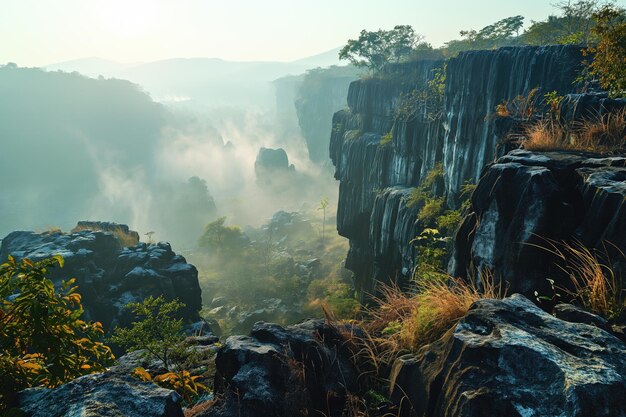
<box><xmin>443</xmin><ymin>45</ymin><xmax>585</xmax><ymax>205</ymax></box>
<box><xmin>295</xmin><ymin>72</ymin><xmax>357</xmax><ymax>163</ymax></box>
<box><xmin>450</xmin><ymin>149</ymin><xmax>626</xmax><ymax>299</ymax></box>
<box><xmin>0</xmin><ymin>227</ymin><xmax>202</xmax><ymax>331</ymax></box>
<box><xmin>330</xmin><ymin>46</ymin><xmax>588</xmax><ymax>295</ymax></box>
<box><xmin>330</xmin><ymin>60</ymin><xmax>444</xmax><ymax>297</ymax></box>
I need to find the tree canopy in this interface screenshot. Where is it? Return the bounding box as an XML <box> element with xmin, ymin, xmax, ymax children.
<box><xmin>339</xmin><ymin>25</ymin><xmax>422</xmax><ymax>73</ymax></box>
<box><xmin>586</xmin><ymin>4</ymin><xmax>626</xmax><ymax>96</ymax></box>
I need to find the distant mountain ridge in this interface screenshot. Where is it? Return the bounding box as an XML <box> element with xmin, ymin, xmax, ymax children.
<box><xmin>43</xmin><ymin>48</ymin><xmax>345</xmax><ymax>108</ymax></box>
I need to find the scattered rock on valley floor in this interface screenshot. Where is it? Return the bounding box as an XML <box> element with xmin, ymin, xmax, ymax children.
<box><xmin>17</xmin><ymin>367</ymin><xmax>185</xmax><ymax>417</ymax></box>
<box><xmin>202</xmin><ymin>319</ymin><xmax>361</xmax><ymax>417</ymax></box>
<box><xmin>0</xmin><ymin>224</ymin><xmax>203</xmax><ymax>332</ymax></box>
<box><xmin>389</xmin><ymin>294</ymin><xmax>626</xmax><ymax>417</ymax></box>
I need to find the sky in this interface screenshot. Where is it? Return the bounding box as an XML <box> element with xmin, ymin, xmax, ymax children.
<box><xmin>2</xmin><ymin>0</ymin><xmax>571</xmax><ymax>67</ymax></box>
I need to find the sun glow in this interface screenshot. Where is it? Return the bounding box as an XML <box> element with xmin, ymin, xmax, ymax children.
<box><xmin>94</xmin><ymin>0</ymin><xmax>162</xmax><ymax>37</ymax></box>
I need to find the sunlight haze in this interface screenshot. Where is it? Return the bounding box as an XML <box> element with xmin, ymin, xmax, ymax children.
<box><xmin>2</xmin><ymin>0</ymin><xmax>559</xmax><ymax>66</ymax></box>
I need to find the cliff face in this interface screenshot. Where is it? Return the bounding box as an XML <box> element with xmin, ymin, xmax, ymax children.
<box><xmin>443</xmin><ymin>46</ymin><xmax>584</xmax><ymax>205</ymax></box>
<box><xmin>295</xmin><ymin>73</ymin><xmax>356</xmax><ymax>163</ymax></box>
<box><xmin>329</xmin><ymin>60</ymin><xmax>444</xmax><ymax>296</ymax></box>
<box><xmin>330</xmin><ymin>46</ymin><xmax>591</xmax><ymax>295</ymax></box>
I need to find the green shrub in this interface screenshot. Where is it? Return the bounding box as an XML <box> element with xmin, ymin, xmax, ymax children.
<box><xmin>111</xmin><ymin>296</ymin><xmax>185</xmax><ymax>370</ymax></box>
<box><xmin>0</xmin><ymin>256</ymin><xmax>114</xmax><ymax>411</ymax></box>
<box><xmin>380</xmin><ymin>132</ymin><xmax>393</xmax><ymax>146</ymax></box>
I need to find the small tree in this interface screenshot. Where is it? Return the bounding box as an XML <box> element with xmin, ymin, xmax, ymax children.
<box><xmin>198</xmin><ymin>216</ymin><xmax>246</xmax><ymax>255</ymax></box>
<box><xmin>318</xmin><ymin>197</ymin><xmax>329</xmax><ymax>244</ymax></box>
<box><xmin>339</xmin><ymin>25</ymin><xmax>421</xmax><ymax>73</ymax></box>
<box><xmin>0</xmin><ymin>256</ymin><xmax>114</xmax><ymax>411</ymax></box>
<box><xmin>111</xmin><ymin>296</ymin><xmax>185</xmax><ymax>370</ymax></box>
<box><xmin>586</xmin><ymin>5</ymin><xmax>626</xmax><ymax>96</ymax></box>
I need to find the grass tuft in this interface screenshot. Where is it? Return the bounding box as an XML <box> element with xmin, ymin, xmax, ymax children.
<box><xmin>522</xmin><ymin>109</ymin><xmax>626</xmax><ymax>153</ymax></box>
<box><xmin>540</xmin><ymin>240</ymin><xmax>625</xmax><ymax>320</ymax></box>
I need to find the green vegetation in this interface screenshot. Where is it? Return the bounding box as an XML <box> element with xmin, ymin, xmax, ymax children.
<box><xmin>405</xmin><ymin>165</ymin><xmax>475</xmax><ymax>282</ymax></box>
<box><xmin>198</xmin><ymin>217</ymin><xmax>247</xmax><ymax>255</ymax></box>
<box><xmin>0</xmin><ymin>256</ymin><xmax>114</xmax><ymax>411</ymax></box>
<box><xmin>444</xmin><ymin>15</ymin><xmax>525</xmax><ymax>56</ymax></box>
<box><xmin>585</xmin><ymin>5</ymin><xmax>626</xmax><ymax>97</ymax></box>
<box><xmin>111</xmin><ymin>296</ymin><xmax>186</xmax><ymax>370</ymax></box>
<box><xmin>111</xmin><ymin>296</ymin><xmax>211</xmax><ymax>403</ymax></box>
<box><xmin>192</xmin><ymin>208</ymin><xmax>358</xmax><ymax>334</ymax></box>
<box><xmin>379</xmin><ymin>132</ymin><xmax>393</xmax><ymax>146</ymax></box>
<box><xmin>339</xmin><ymin>25</ymin><xmax>424</xmax><ymax>73</ymax></box>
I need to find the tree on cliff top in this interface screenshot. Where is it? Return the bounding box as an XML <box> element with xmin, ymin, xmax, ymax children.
<box><xmin>585</xmin><ymin>4</ymin><xmax>626</xmax><ymax>96</ymax></box>
<box><xmin>339</xmin><ymin>25</ymin><xmax>422</xmax><ymax>73</ymax></box>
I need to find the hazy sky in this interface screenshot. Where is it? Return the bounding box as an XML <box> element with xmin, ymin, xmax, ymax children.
<box><xmin>3</xmin><ymin>0</ymin><xmax>574</xmax><ymax>67</ymax></box>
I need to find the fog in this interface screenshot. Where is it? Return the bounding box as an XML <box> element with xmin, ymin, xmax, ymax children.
<box><xmin>0</xmin><ymin>58</ymin><xmax>342</xmax><ymax>250</ymax></box>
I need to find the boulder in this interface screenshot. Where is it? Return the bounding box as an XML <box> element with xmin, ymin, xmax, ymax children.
<box><xmin>203</xmin><ymin>319</ymin><xmax>361</xmax><ymax>417</ymax></box>
<box><xmin>389</xmin><ymin>294</ymin><xmax>626</xmax><ymax>417</ymax></box>
<box><xmin>17</xmin><ymin>368</ymin><xmax>184</xmax><ymax>417</ymax></box>
<box><xmin>0</xmin><ymin>228</ymin><xmax>203</xmax><ymax>332</ymax></box>
<box><xmin>451</xmin><ymin>150</ymin><xmax>626</xmax><ymax>300</ymax></box>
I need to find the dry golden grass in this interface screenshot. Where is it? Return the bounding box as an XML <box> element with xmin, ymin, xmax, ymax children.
<box><xmin>348</xmin><ymin>273</ymin><xmax>504</xmax><ymax>369</ymax></box>
<box><xmin>183</xmin><ymin>399</ymin><xmax>216</xmax><ymax>417</ymax></box>
<box><xmin>523</xmin><ymin>109</ymin><xmax>626</xmax><ymax>153</ymax></box>
<box><xmin>523</xmin><ymin>119</ymin><xmax>570</xmax><ymax>151</ymax></box>
<box><xmin>71</xmin><ymin>224</ymin><xmax>139</xmax><ymax>247</ymax></box>
<box><xmin>543</xmin><ymin>240</ymin><xmax>625</xmax><ymax>320</ymax></box>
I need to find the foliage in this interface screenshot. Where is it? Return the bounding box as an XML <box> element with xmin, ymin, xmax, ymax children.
<box><xmin>0</xmin><ymin>256</ymin><xmax>114</xmax><ymax>411</ymax></box>
<box><xmin>494</xmin><ymin>87</ymin><xmax>541</xmax><ymax>119</ymax></box>
<box><xmin>318</xmin><ymin>197</ymin><xmax>330</xmax><ymax>243</ymax></box>
<box><xmin>111</xmin><ymin>296</ymin><xmax>185</xmax><ymax>370</ymax></box>
<box><xmin>444</xmin><ymin>16</ymin><xmax>524</xmax><ymax>56</ymax></box>
<box><xmin>394</xmin><ymin>64</ymin><xmax>447</xmax><ymax>123</ymax></box>
<box><xmin>544</xmin><ymin>90</ymin><xmax>565</xmax><ymax>116</ymax></box>
<box><xmin>585</xmin><ymin>5</ymin><xmax>626</xmax><ymax>97</ymax></box>
<box><xmin>307</xmin><ymin>280</ymin><xmax>360</xmax><ymax>319</ymax></box>
<box><xmin>339</xmin><ymin>25</ymin><xmax>421</xmax><ymax>73</ymax></box>
<box><xmin>524</xmin><ymin>0</ymin><xmax>606</xmax><ymax>45</ymax></box>
<box><xmin>198</xmin><ymin>217</ymin><xmax>247</xmax><ymax>255</ymax></box>
<box><xmin>379</xmin><ymin>132</ymin><xmax>393</xmax><ymax>146</ymax></box>
<box><xmin>133</xmin><ymin>367</ymin><xmax>207</xmax><ymax>403</ymax></box>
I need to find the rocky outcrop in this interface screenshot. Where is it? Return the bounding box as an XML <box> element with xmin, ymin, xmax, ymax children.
<box><xmin>330</xmin><ymin>60</ymin><xmax>444</xmax><ymax>296</ymax></box>
<box><xmin>330</xmin><ymin>46</ymin><xmax>588</xmax><ymax>296</ymax></box>
<box><xmin>72</xmin><ymin>221</ymin><xmax>140</xmax><ymax>247</ymax></box>
<box><xmin>450</xmin><ymin>149</ymin><xmax>626</xmax><ymax>298</ymax></box>
<box><xmin>203</xmin><ymin>320</ymin><xmax>361</xmax><ymax>417</ymax></box>
<box><xmin>389</xmin><ymin>294</ymin><xmax>626</xmax><ymax>417</ymax></box>
<box><xmin>443</xmin><ymin>45</ymin><xmax>584</xmax><ymax>205</ymax></box>
<box><xmin>0</xmin><ymin>227</ymin><xmax>202</xmax><ymax>331</ymax></box>
<box><xmin>18</xmin><ymin>368</ymin><xmax>184</xmax><ymax>417</ymax></box>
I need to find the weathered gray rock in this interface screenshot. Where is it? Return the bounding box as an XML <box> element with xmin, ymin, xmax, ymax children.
<box><xmin>554</xmin><ymin>303</ymin><xmax>612</xmax><ymax>331</ymax></box>
<box><xmin>330</xmin><ymin>46</ymin><xmax>587</xmax><ymax>299</ymax></box>
<box><xmin>0</xmin><ymin>227</ymin><xmax>202</xmax><ymax>332</ymax></box>
<box><xmin>18</xmin><ymin>369</ymin><xmax>184</xmax><ymax>417</ymax></box>
<box><xmin>450</xmin><ymin>150</ymin><xmax>626</xmax><ymax>299</ymax></box>
<box><xmin>71</xmin><ymin>221</ymin><xmax>140</xmax><ymax>247</ymax></box>
<box><xmin>204</xmin><ymin>319</ymin><xmax>361</xmax><ymax>417</ymax></box>
<box><xmin>389</xmin><ymin>294</ymin><xmax>626</xmax><ymax>417</ymax></box>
